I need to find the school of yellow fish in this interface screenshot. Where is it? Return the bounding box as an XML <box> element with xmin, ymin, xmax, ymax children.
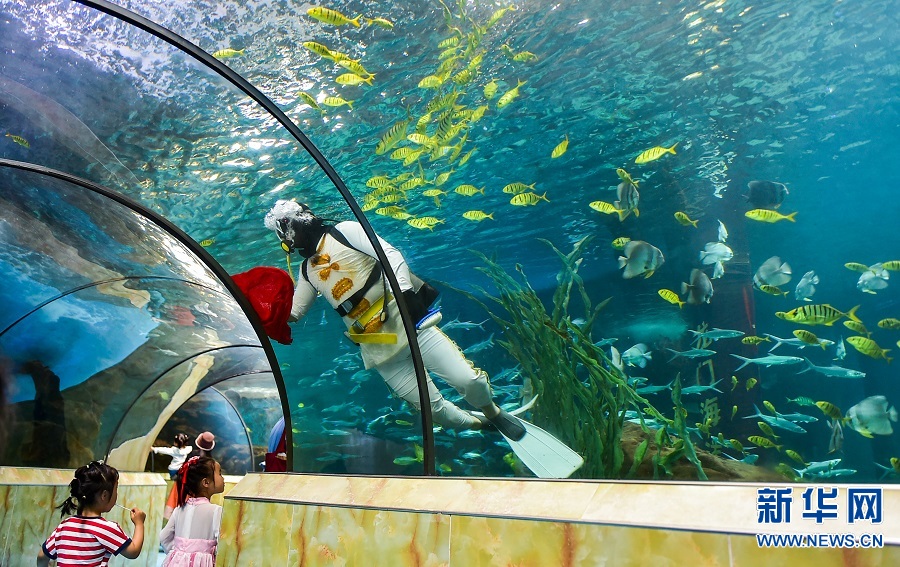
<box><xmin>272</xmin><ymin>3</ymin><xmax>549</xmax><ymax>230</ymax></box>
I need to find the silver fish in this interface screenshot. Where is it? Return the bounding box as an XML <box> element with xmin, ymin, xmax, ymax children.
<box><xmin>609</xmin><ymin>346</ymin><xmax>624</xmax><ymax>372</ymax></box>
<box><xmin>857</xmin><ymin>269</ymin><xmax>889</xmax><ymax>294</ymax></box>
<box><xmin>699</xmin><ymin>242</ymin><xmax>733</xmax><ymax>265</ymax></box>
<box><xmin>443</xmin><ymin>317</ymin><xmax>488</xmax><ymax>331</ymax></box>
<box><xmin>682</xmin><ymin>268</ymin><xmax>714</xmax><ymax>304</ymax></box>
<box><xmin>681</xmin><ymin>379</ymin><xmax>723</xmax><ymax>395</ymax></box>
<box><xmin>795</xmin><ymin>458</ymin><xmax>842</xmax><ymax>479</ymax></box>
<box><xmin>712</xmin><ymin>260</ymin><xmax>725</xmax><ymax>279</ymax></box>
<box><xmin>846</xmin><ymin>395</ymin><xmax>898</xmax><ymax>437</ymax></box>
<box><xmin>827</xmin><ymin>419</ymin><xmax>843</xmax><ymax>453</ymax></box>
<box><xmin>744</xmin><ymin>404</ymin><xmax>808</xmax><ymax>433</ymax></box>
<box><xmin>754</xmin><ymin>256</ymin><xmax>792</xmax><ymax>288</ymax></box>
<box><xmin>618</xmin><ymin>240</ymin><xmax>665</xmax><ymax>279</ymax></box>
<box><xmin>688</xmin><ymin>328</ymin><xmax>744</xmax><ymax>341</ymax></box>
<box><xmin>794</xmin><ymin>270</ymin><xmax>819</xmax><ymax>302</ymax></box>
<box><xmin>798</xmin><ymin>358</ymin><xmax>865</xmax><ymax>379</ymax></box>
<box><xmin>614</xmin><ymin>182</ymin><xmax>640</xmax><ymax>221</ymax></box>
<box><xmin>717</xmin><ymin>219</ymin><xmax>728</xmax><ymax>243</ymax></box>
<box><xmin>834</xmin><ymin>336</ymin><xmax>846</xmax><ymax>361</ymax></box>
<box><xmin>814</xmin><ymin>468</ymin><xmax>857</xmax><ymax>479</ymax></box>
<box><xmin>667</xmin><ymin>348</ymin><xmax>716</xmax><ymax>360</ymax></box>
<box><xmin>731</xmin><ymin>354</ymin><xmax>804</xmax><ymax>371</ymax></box>
<box><xmin>622</xmin><ymin>343</ymin><xmax>652</xmax><ymax>368</ymax></box>
<box><xmin>463</xmin><ymin>333</ymin><xmax>495</xmax><ymax>354</ymax></box>
<box><xmin>776</xmin><ymin>411</ymin><xmax>818</xmax><ymax>423</ymax></box>
<box><xmin>765</xmin><ymin>333</ymin><xmax>812</xmax><ymax>352</ymax></box>
<box><xmin>635</xmin><ymin>383</ymin><xmax>672</xmax><ymax>395</ymax></box>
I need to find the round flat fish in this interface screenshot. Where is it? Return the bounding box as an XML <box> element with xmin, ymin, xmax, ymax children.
<box><xmin>747</xmin><ymin>180</ymin><xmax>788</xmax><ymax>209</ymax></box>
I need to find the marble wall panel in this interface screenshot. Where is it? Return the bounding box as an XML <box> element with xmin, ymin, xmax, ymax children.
<box><xmin>0</xmin><ymin>468</ymin><xmax>166</xmax><ymax>567</ymax></box>
<box><xmin>729</xmin><ymin>534</ymin><xmax>900</xmax><ymax>566</ymax></box>
<box><xmin>450</xmin><ymin>516</ymin><xmax>731</xmax><ymax>567</ymax></box>
<box><xmin>217</xmin><ymin>499</ymin><xmax>295</xmax><ymax>566</ymax></box>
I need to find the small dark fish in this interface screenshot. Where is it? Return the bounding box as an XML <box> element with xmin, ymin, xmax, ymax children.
<box><xmin>747</xmin><ymin>180</ymin><xmax>789</xmax><ymax>209</ymax></box>
<box><xmin>681</xmin><ymin>268</ymin><xmax>714</xmax><ymax>304</ymax></box>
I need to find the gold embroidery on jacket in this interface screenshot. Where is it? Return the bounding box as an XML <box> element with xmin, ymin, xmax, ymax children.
<box><xmin>347</xmin><ymin>298</ymin><xmax>370</xmax><ymax>320</ymax></box>
<box><xmin>332</xmin><ymin>277</ymin><xmax>353</xmax><ymax>300</ymax></box>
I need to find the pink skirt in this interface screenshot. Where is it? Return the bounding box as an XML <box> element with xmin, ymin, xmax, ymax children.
<box><xmin>162</xmin><ymin>536</ymin><xmax>217</xmax><ymax>567</ymax></box>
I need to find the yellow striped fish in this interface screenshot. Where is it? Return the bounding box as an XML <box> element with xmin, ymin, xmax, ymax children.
<box><xmin>635</xmin><ymin>143</ymin><xmax>677</xmax><ymax>164</ymax></box>
<box><xmin>793</xmin><ymin>329</ymin><xmax>826</xmax><ymax>349</ymax></box>
<box><xmin>375</xmin><ymin>120</ymin><xmax>410</xmax><ymax>155</ymax></box>
<box><xmin>365</xmin><ymin>17</ymin><xmax>393</xmax><ymax>29</ymax></box>
<box><xmin>510</xmin><ymin>192</ymin><xmax>549</xmax><ymax>206</ymax></box>
<box><xmin>775</xmin><ymin>304</ymin><xmax>860</xmax><ymax>326</ymax></box>
<box><xmin>551</xmin><ymin>136</ymin><xmax>568</xmax><ymax>159</ymax></box>
<box><xmin>418</xmin><ymin>75</ymin><xmax>444</xmax><ymax>89</ymax></box>
<box><xmin>297</xmin><ymin>92</ymin><xmax>322</xmax><ymax>112</ymax></box>
<box><xmin>5</xmin><ymin>134</ymin><xmax>29</xmax><ymax>148</ymax></box>
<box><xmin>454</xmin><ymin>185</ymin><xmax>484</xmax><ymax>196</ymax></box>
<box><xmin>212</xmin><ymin>48</ymin><xmax>245</xmax><ymax>59</ymax></box>
<box><xmin>843</xmin><ymin>320</ymin><xmax>870</xmax><ymax>336</ymax></box>
<box><xmin>846</xmin><ymin>336</ymin><xmax>892</xmax><ymax>362</ymax></box>
<box><xmin>611</xmin><ymin>237</ymin><xmax>631</xmax><ymax>250</ymax></box>
<box><xmin>674</xmin><ymin>212</ymin><xmax>698</xmax><ymax>227</ymax></box>
<box><xmin>589</xmin><ymin>201</ymin><xmax>623</xmax><ymax>215</ymax></box>
<box><xmin>747</xmin><ymin>436</ymin><xmax>782</xmax><ymax>451</ymax></box>
<box><xmin>878</xmin><ymin>318</ymin><xmax>900</xmax><ymax>330</ymax></box>
<box><xmin>497</xmin><ymin>80</ymin><xmax>525</xmax><ymax>109</ymax></box>
<box><xmin>882</xmin><ymin>261</ymin><xmax>900</xmax><ymax>271</ymax></box>
<box><xmin>462</xmin><ymin>211</ymin><xmax>494</xmax><ymax>221</ymax></box>
<box><xmin>407</xmin><ymin>217</ymin><xmax>444</xmax><ymax>230</ymax></box>
<box><xmin>844</xmin><ymin>262</ymin><xmax>870</xmax><ymax>273</ymax></box>
<box><xmin>337</xmin><ymin>59</ymin><xmax>373</xmax><ymax>77</ymax></box>
<box><xmin>484</xmin><ymin>79</ymin><xmax>499</xmax><ymax>100</ymax></box>
<box><xmin>502</xmin><ymin>182</ymin><xmax>534</xmax><ymax>194</ymax></box>
<box><xmin>336</xmin><ymin>73</ymin><xmax>372</xmax><ymax>86</ymax></box>
<box><xmin>307</xmin><ymin>7</ymin><xmax>360</xmax><ymax>27</ymax></box>
<box><xmin>745</xmin><ymin>209</ymin><xmax>797</xmax><ymax>223</ymax></box>
<box><xmin>816</xmin><ymin>401</ymin><xmax>843</xmax><ymax>420</ymax></box>
<box><xmin>657</xmin><ymin>289</ymin><xmax>684</xmax><ymax>308</ymax></box>
<box><xmin>322</xmin><ymin>96</ymin><xmax>352</xmax><ymax>109</ymax></box>
<box><xmin>301</xmin><ymin>41</ymin><xmax>333</xmax><ymax>59</ymax></box>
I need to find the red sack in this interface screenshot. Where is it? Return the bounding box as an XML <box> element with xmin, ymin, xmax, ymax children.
<box><xmin>232</xmin><ymin>267</ymin><xmax>294</xmax><ymax>345</ymax></box>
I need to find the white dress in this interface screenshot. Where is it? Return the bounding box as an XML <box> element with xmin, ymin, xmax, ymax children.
<box><xmin>159</xmin><ymin>497</ymin><xmax>222</xmax><ymax>567</ymax></box>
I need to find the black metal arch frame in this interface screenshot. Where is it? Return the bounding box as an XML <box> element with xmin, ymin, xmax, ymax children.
<box><xmin>70</xmin><ymin>0</ymin><xmax>436</xmax><ymax>473</ymax></box>
<box><xmin>0</xmin><ymin>158</ymin><xmax>296</xmax><ymax>468</ymax></box>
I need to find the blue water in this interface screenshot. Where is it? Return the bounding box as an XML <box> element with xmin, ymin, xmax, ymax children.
<box><xmin>1</xmin><ymin>0</ymin><xmax>898</xmax><ymax>481</ymax></box>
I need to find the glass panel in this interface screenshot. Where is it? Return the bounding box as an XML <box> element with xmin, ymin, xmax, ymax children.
<box><xmin>151</xmin><ymin>387</ymin><xmax>255</xmax><ymax>475</ymax></box>
<box><xmin>3</xmin><ymin>0</ymin><xmax>895</xmax><ymax>483</ymax></box>
<box><xmin>0</xmin><ymin>167</ymin><xmax>223</xmax><ymax>330</ymax></box>
<box><xmin>0</xmin><ymin>278</ymin><xmax>260</xmax><ymax>468</ymax></box>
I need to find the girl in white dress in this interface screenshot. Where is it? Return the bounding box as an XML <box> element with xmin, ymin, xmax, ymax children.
<box><xmin>160</xmin><ymin>456</ymin><xmax>224</xmax><ymax>567</ymax></box>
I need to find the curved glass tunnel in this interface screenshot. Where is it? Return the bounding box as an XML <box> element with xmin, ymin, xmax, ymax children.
<box><xmin>0</xmin><ymin>164</ymin><xmax>285</xmax><ymax>474</ymax></box>
<box><xmin>1</xmin><ymin>0</ymin><xmax>899</xmax><ymax>483</ymax></box>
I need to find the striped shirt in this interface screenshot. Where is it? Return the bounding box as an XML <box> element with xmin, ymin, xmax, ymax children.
<box><xmin>42</xmin><ymin>515</ymin><xmax>131</xmax><ymax>566</ymax></box>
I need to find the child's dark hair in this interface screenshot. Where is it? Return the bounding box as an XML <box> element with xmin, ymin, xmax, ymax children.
<box><xmin>173</xmin><ymin>433</ymin><xmax>189</xmax><ymax>448</ymax></box>
<box><xmin>175</xmin><ymin>456</ymin><xmax>217</xmax><ymax>507</ymax></box>
<box><xmin>58</xmin><ymin>461</ymin><xmax>119</xmax><ymax>517</ymax></box>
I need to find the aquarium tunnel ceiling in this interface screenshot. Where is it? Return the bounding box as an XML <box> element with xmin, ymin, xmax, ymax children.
<box><xmin>1</xmin><ymin>0</ymin><xmax>899</xmax><ymax>481</ymax></box>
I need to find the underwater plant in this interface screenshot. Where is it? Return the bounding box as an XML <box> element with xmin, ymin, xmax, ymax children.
<box><xmin>457</xmin><ymin>236</ymin><xmax>707</xmax><ymax>479</ymax></box>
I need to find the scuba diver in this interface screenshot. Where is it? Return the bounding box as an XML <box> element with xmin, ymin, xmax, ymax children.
<box><xmin>263</xmin><ymin>200</ymin><xmax>582</xmax><ymax>478</ymax></box>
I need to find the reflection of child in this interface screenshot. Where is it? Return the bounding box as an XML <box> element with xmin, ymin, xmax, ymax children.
<box><xmin>160</xmin><ymin>457</ymin><xmax>225</xmax><ymax>567</ymax></box>
<box><xmin>152</xmin><ymin>433</ymin><xmax>192</xmax><ymax>479</ymax></box>
<box><xmin>37</xmin><ymin>461</ymin><xmax>145</xmax><ymax>566</ymax></box>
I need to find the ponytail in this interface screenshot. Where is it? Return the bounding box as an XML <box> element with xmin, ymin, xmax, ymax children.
<box><xmin>58</xmin><ymin>461</ymin><xmax>119</xmax><ymax>517</ymax></box>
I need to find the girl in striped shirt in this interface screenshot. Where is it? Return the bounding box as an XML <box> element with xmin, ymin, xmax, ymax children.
<box><xmin>37</xmin><ymin>461</ymin><xmax>145</xmax><ymax>566</ymax></box>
